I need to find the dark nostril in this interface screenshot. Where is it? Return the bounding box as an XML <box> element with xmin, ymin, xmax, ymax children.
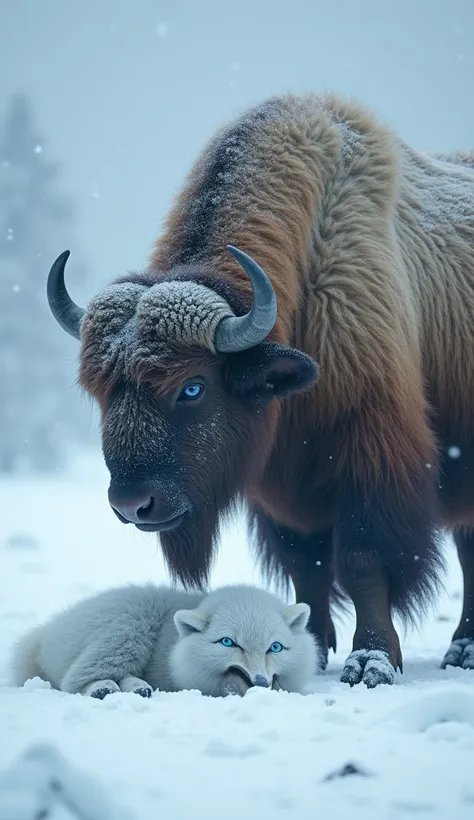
<box><xmin>108</xmin><ymin>484</ymin><xmax>190</xmax><ymax>529</ymax></box>
<box><xmin>137</xmin><ymin>497</ymin><xmax>153</xmax><ymax>520</ymax></box>
<box><xmin>108</xmin><ymin>492</ymin><xmax>155</xmax><ymax>524</ymax></box>
<box><xmin>253</xmin><ymin>675</ymin><xmax>270</xmax><ymax>688</ymax></box>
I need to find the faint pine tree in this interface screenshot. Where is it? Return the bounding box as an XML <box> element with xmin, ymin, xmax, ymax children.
<box><xmin>0</xmin><ymin>93</ymin><xmax>92</xmax><ymax>473</ymax></box>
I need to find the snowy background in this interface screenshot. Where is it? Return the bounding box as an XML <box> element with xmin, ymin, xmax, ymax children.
<box><xmin>1</xmin><ymin>456</ymin><xmax>474</xmax><ymax>818</ymax></box>
<box><xmin>1</xmin><ymin>0</ymin><xmax>474</xmax><ymax>817</ymax></box>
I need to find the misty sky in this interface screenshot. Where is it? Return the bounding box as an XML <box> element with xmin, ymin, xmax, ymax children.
<box><xmin>1</xmin><ymin>0</ymin><xmax>473</xmax><ymax>297</ymax></box>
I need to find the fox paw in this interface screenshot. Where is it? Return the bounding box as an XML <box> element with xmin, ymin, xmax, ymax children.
<box><xmin>119</xmin><ymin>676</ymin><xmax>153</xmax><ymax>697</ymax></box>
<box><xmin>340</xmin><ymin>649</ymin><xmax>396</xmax><ymax>688</ymax></box>
<box><xmin>441</xmin><ymin>638</ymin><xmax>474</xmax><ymax>670</ymax></box>
<box><xmin>81</xmin><ymin>680</ymin><xmax>120</xmax><ymax>699</ymax></box>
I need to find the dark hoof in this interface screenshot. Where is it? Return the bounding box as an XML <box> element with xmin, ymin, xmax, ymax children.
<box><xmin>340</xmin><ymin>649</ymin><xmax>396</xmax><ymax>688</ymax></box>
<box><xmin>441</xmin><ymin>638</ymin><xmax>474</xmax><ymax>670</ymax></box>
<box><xmin>90</xmin><ymin>686</ymin><xmax>116</xmax><ymax>700</ymax></box>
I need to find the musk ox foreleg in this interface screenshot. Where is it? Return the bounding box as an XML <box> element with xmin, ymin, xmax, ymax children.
<box><xmin>441</xmin><ymin>529</ymin><xmax>474</xmax><ymax>670</ymax></box>
<box><xmin>250</xmin><ymin>514</ymin><xmax>337</xmax><ymax>670</ymax></box>
<box><xmin>334</xmin><ymin>468</ymin><xmax>442</xmax><ymax>687</ymax></box>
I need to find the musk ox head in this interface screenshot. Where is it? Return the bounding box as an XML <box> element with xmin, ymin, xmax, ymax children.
<box><xmin>46</xmin><ymin>246</ymin><xmax>319</xmax><ymax>587</ymax></box>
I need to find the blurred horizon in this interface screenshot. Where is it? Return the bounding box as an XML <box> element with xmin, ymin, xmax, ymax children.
<box><xmin>2</xmin><ymin>0</ymin><xmax>473</xmax><ymax>288</ymax></box>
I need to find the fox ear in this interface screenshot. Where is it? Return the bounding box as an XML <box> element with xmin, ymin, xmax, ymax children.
<box><xmin>174</xmin><ymin>609</ymin><xmax>205</xmax><ymax>637</ymax></box>
<box><xmin>285</xmin><ymin>603</ymin><xmax>310</xmax><ymax>633</ymax></box>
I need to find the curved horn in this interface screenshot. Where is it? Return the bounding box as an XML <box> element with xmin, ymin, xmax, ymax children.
<box><xmin>46</xmin><ymin>250</ymin><xmax>85</xmax><ymax>340</ymax></box>
<box><xmin>214</xmin><ymin>245</ymin><xmax>277</xmax><ymax>353</ymax></box>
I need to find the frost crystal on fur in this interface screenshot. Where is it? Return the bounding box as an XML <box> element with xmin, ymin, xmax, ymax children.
<box><xmin>403</xmin><ymin>148</ymin><xmax>474</xmax><ymax>231</ymax></box>
<box><xmin>138</xmin><ymin>281</ymin><xmax>234</xmax><ymax>351</ymax></box>
<box><xmin>83</xmin><ymin>279</ymin><xmax>234</xmax><ymax>364</ymax></box>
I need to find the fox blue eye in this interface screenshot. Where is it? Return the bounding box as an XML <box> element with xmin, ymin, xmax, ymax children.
<box><xmin>219</xmin><ymin>637</ymin><xmax>235</xmax><ymax>647</ymax></box>
<box><xmin>269</xmin><ymin>641</ymin><xmax>283</xmax><ymax>653</ymax></box>
<box><xmin>180</xmin><ymin>383</ymin><xmax>204</xmax><ymax>401</ymax></box>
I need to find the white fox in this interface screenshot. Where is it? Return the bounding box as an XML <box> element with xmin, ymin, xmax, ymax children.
<box><xmin>10</xmin><ymin>583</ymin><xmax>321</xmax><ymax>698</ymax></box>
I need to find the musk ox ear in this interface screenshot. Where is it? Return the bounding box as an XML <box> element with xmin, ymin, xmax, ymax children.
<box><xmin>284</xmin><ymin>602</ymin><xmax>311</xmax><ymax>633</ymax></box>
<box><xmin>174</xmin><ymin>609</ymin><xmax>205</xmax><ymax>637</ymax></box>
<box><xmin>226</xmin><ymin>342</ymin><xmax>319</xmax><ymax>402</ymax></box>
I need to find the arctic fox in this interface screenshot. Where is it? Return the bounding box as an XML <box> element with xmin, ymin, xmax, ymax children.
<box><xmin>10</xmin><ymin>584</ymin><xmax>320</xmax><ymax>699</ymax></box>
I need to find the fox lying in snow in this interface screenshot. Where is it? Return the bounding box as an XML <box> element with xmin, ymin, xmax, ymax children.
<box><xmin>10</xmin><ymin>584</ymin><xmax>321</xmax><ymax>698</ymax></box>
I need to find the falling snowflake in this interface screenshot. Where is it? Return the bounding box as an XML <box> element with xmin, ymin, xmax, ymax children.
<box><xmin>157</xmin><ymin>22</ymin><xmax>168</xmax><ymax>36</ymax></box>
<box><xmin>12</xmin><ymin>284</ymin><xmax>21</xmax><ymax>293</ymax></box>
<box><xmin>33</xmin><ymin>144</ymin><xmax>43</xmax><ymax>154</ymax></box>
<box><xmin>448</xmin><ymin>446</ymin><xmax>461</xmax><ymax>459</ymax></box>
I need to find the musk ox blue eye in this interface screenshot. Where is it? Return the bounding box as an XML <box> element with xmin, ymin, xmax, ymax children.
<box><xmin>219</xmin><ymin>637</ymin><xmax>235</xmax><ymax>647</ymax></box>
<box><xmin>179</xmin><ymin>383</ymin><xmax>204</xmax><ymax>401</ymax></box>
<box><xmin>269</xmin><ymin>641</ymin><xmax>283</xmax><ymax>653</ymax></box>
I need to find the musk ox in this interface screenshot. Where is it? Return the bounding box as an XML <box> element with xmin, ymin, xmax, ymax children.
<box><xmin>46</xmin><ymin>93</ymin><xmax>474</xmax><ymax>688</ymax></box>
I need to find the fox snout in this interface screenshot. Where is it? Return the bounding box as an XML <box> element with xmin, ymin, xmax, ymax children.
<box><xmin>230</xmin><ymin>664</ymin><xmax>271</xmax><ymax>688</ymax></box>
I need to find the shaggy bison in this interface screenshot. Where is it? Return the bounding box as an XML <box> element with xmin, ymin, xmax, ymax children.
<box><xmin>46</xmin><ymin>93</ymin><xmax>474</xmax><ymax>687</ymax></box>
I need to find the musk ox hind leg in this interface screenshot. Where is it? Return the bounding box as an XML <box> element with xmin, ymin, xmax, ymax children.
<box><xmin>250</xmin><ymin>513</ymin><xmax>337</xmax><ymax>670</ymax></box>
<box><xmin>441</xmin><ymin>529</ymin><xmax>474</xmax><ymax>670</ymax></box>
<box><xmin>334</xmin><ymin>470</ymin><xmax>443</xmax><ymax>688</ymax></box>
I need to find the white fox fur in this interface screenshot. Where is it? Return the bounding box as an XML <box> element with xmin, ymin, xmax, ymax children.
<box><xmin>10</xmin><ymin>584</ymin><xmax>321</xmax><ymax>698</ymax></box>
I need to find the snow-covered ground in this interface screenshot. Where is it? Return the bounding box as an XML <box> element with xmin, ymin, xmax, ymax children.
<box><xmin>1</xmin><ymin>453</ymin><xmax>473</xmax><ymax>819</ymax></box>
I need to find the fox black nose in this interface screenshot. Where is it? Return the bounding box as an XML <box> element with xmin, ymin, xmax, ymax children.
<box><xmin>253</xmin><ymin>675</ymin><xmax>270</xmax><ymax>688</ymax></box>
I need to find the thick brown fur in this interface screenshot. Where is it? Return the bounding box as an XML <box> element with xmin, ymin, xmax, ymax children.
<box><xmin>78</xmin><ymin>92</ymin><xmax>474</xmax><ymax>681</ymax></box>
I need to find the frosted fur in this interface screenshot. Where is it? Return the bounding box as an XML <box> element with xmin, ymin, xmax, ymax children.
<box><xmin>139</xmin><ymin>281</ymin><xmax>234</xmax><ymax>352</ymax></box>
<box><xmin>82</xmin><ymin>279</ymin><xmax>234</xmax><ymax>370</ymax></box>
<box><xmin>402</xmin><ymin>148</ymin><xmax>474</xmax><ymax>231</ymax></box>
<box><xmin>10</xmin><ymin>584</ymin><xmax>321</xmax><ymax>698</ymax></box>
